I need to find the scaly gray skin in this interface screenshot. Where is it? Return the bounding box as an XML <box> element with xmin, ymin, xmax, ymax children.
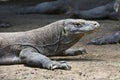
<box><xmin>0</xmin><ymin>19</ymin><xmax>99</xmax><ymax>70</ymax></box>
<box><xmin>87</xmin><ymin>31</ymin><xmax>120</xmax><ymax>45</ymax></box>
<box><xmin>68</xmin><ymin>0</ymin><xmax>119</xmax><ymax>20</ymax></box>
<box><xmin>17</xmin><ymin>0</ymin><xmax>70</xmax><ymax>14</ymax></box>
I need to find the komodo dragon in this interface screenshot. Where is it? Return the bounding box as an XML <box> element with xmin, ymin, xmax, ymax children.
<box><xmin>68</xmin><ymin>0</ymin><xmax>119</xmax><ymax>20</ymax></box>
<box><xmin>0</xmin><ymin>19</ymin><xmax>99</xmax><ymax>70</ymax></box>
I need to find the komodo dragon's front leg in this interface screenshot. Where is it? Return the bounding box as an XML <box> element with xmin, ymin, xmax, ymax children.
<box><xmin>20</xmin><ymin>48</ymin><xmax>71</xmax><ymax>70</ymax></box>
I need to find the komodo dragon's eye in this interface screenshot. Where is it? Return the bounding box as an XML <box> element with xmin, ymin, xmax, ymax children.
<box><xmin>73</xmin><ymin>23</ymin><xmax>83</xmax><ymax>27</ymax></box>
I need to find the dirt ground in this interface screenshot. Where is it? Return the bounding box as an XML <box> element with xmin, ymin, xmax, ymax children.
<box><xmin>0</xmin><ymin>1</ymin><xmax>120</xmax><ymax>80</ymax></box>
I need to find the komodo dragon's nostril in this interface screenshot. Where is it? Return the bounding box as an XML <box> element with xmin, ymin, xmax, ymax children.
<box><xmin>94</xmin><ymin>23</ymin><xmax>97</xmax><ymax>26</ymax></box>
<box><xmin>93</xmin><ymin>22</ymin><xmax>100</xmax><ymax>27</ymax></box>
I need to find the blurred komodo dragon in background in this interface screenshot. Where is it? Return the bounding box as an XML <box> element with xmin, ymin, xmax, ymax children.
<box><xmin>68</xmin><ymin>0</ymin><xmax>119</xmax><ymax>20</ymax></box>
<box><xmin>87</xmin><ymin>31</ymin><xmax>120</xmax><ymax>45</ymax></box>
<box><xmin>0</xmin><ymin>19</ymin><xmax>99</xmax><ymax>70</ymax></box>
<box><xmin>17</xmin><ymin>0</ymin><xmax>70</xmax><ymax>14</ymax></box>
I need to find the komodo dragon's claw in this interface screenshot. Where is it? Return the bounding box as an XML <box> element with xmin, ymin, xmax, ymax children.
<box><xmin>49</xmin><ymin>61</ymin><xmax>71</xmax><ymax>70</ymax></box>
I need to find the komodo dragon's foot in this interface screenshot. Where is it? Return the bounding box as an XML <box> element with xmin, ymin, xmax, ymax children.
<box><xmin>47</xmin><ymin>61</ymin><xmax>71</xmax><ymax>70</ymax></box>
<box><xmin>87</xmin><ymin>37</ymin><xmax>104</xmax><ymax>45</ymax></box>
<box><xmin>64</xmin><ymin>48</ymin><xmax>87</xmax><ymax>56</ymax></box>
<box><xmin>0</xmin><ymin>21</ymin><xmax>11</xmax><ymax>28</ymax></box>
<box><xmin>87</xmin><ymin>31</ymin><xmax>120</xmax><ymax>45</ymax></box>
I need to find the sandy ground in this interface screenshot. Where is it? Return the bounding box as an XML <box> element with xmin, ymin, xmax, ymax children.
<box><xmin>0</xmin><ymin>1</ymin><xmax>120</xmax><ymax>80</ymax></box>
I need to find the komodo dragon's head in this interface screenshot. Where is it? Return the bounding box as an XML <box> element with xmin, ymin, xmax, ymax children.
<box><xmin>48</xmin><ymin>19</ymin><xmax>100</xmax><ymax>52</ymax></box>
<box><xmin>62</xmin><ymin>19</ymin><xmax>100</xmax><ymax>36</ymax></box>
